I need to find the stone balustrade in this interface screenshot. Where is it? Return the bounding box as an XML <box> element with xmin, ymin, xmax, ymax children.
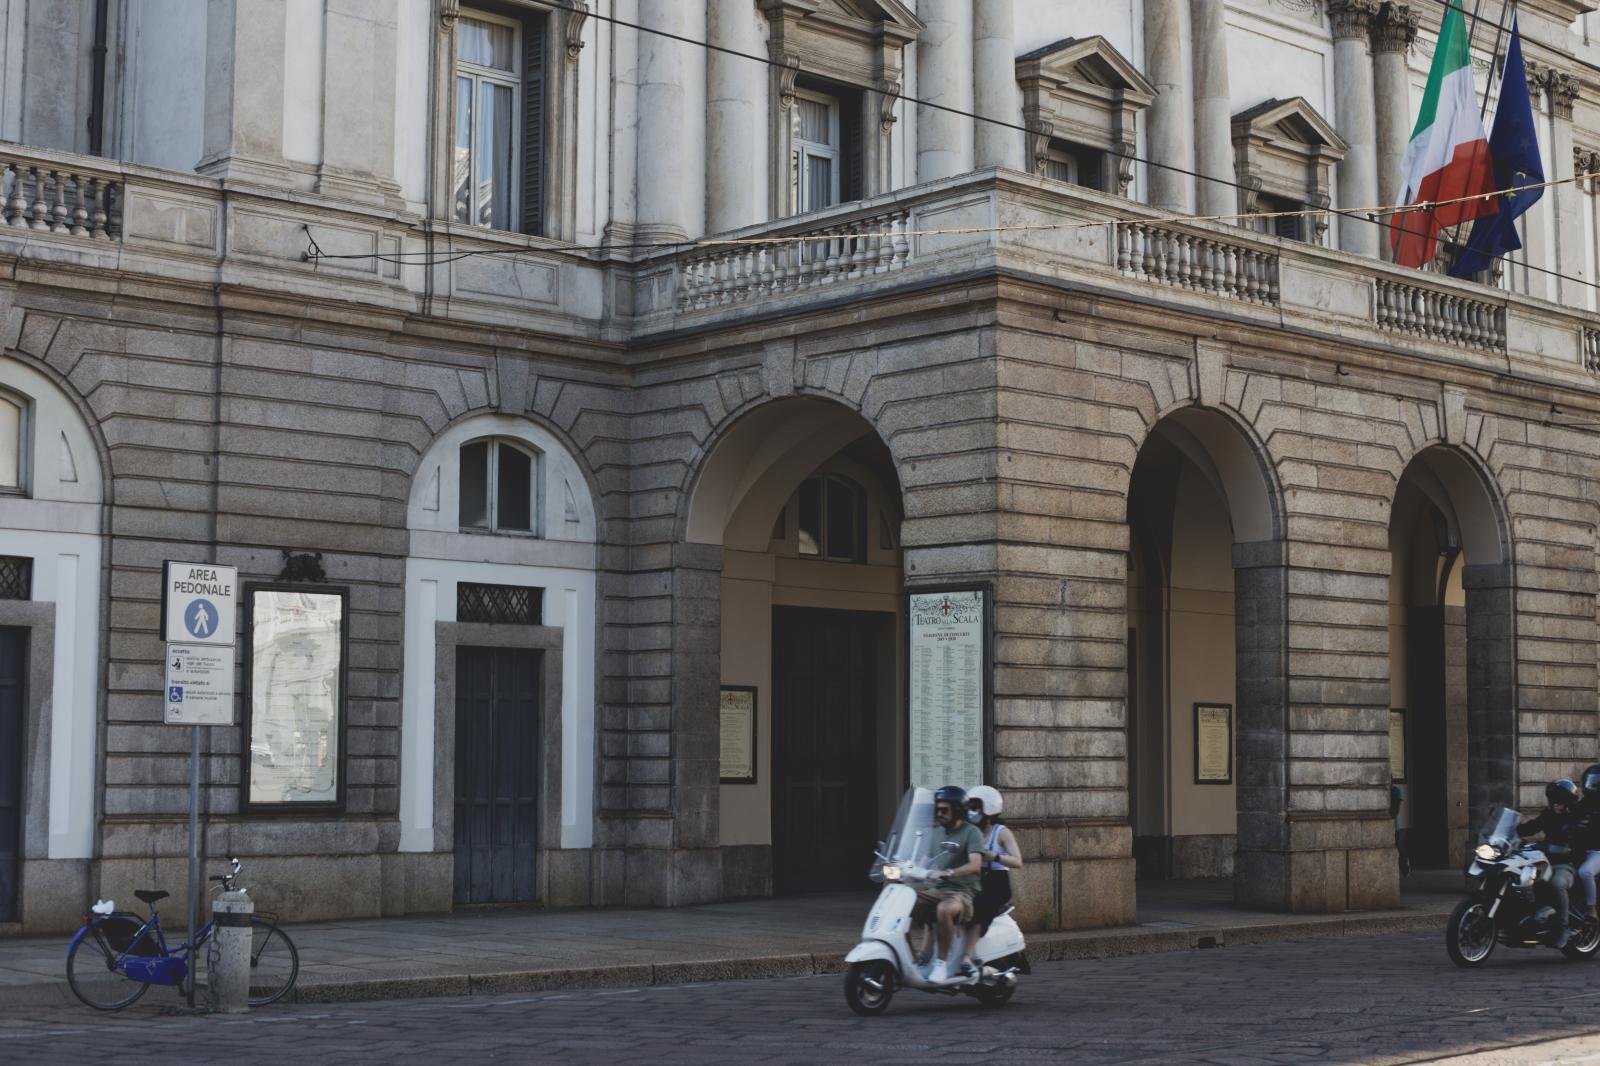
<box><xmin>1374</xmin><ymin>277</ymin><xmax>1506</xmax><ymax>351</ymax></box>
<box><xmin>1116</xmin><ymin>222</ymin><xmax>1280</xmax><ymax>305</ymax></box>
<box><xmin>676</xmin><ymin>209</ymin><xmax>912</xmax><ymax>311</ymax></box>
<box><xmin>0</xmin><ymin>153</ymin><xmax>119</xmax><ymax>239</ymax></box>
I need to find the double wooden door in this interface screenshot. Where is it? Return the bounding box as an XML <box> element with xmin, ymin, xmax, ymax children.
<box><xmin>771</xmin><ymin>607</ymin><xmax>883</xmax><ymax>895</ymax></box>
<box><xmin>453</xmin><ymin>647</ymin><xmax>541</xmax><ymax>905</ymax></box>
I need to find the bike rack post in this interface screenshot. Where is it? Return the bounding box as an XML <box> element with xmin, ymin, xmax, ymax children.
<box><xmin>211</xmin><ymin>890</ymin><xmax>253</xmax><ymax>1013</ymax></box>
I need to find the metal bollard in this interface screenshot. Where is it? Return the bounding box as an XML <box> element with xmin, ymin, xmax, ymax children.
<box><xmin>211</xmin><ymin>890</ymin><xmax>253</xmax><ymax>1013</ymax></box>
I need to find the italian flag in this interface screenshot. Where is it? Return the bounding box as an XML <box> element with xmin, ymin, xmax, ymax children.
<box><xmin>1392</xmin><ymin>1</ymin><xmax>1497</xmax><ymax>268</ymax></box>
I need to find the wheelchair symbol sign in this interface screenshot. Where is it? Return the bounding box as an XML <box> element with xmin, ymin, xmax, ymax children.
<box><xmin>168</xmin><ymin>686</ymin><xmax>184</xmax><ymax>702</ymax></box>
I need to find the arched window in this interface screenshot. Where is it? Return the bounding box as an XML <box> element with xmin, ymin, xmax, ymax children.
<box><xmin>0</xmin><ymin>390</ymin><xmax>27</xmax><ymax>493</ymax></box>
<box><xmin>796</xmin><ymin>473</ymin><xmax>865</xmax><ymax>563</ymax></box>
<box><xmin>459</xmin><ymin>438</ymin><xmax>538</xmax><ymax>534</ymax></box>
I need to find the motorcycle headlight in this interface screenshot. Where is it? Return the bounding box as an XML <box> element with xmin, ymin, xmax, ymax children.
<box><xmin>1475</xmin><ymin>843</ymin><xmax>1503</xmax><ymax>862</ymax></box>
<box><xmin>881</xmin><ymin>865</ymin><xmax>901</xmax><ymax>882</ymax></box>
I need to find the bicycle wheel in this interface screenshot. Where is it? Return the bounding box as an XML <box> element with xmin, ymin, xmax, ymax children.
<box><xmin>247</xmin><ymin>918</ymin><xmax>299</xmax><ymax>1005</ymax></box>
<box><xmin>66</xmin><ymin>916</ymin><xmax>152</xmax><ymax>1011</ymax></box>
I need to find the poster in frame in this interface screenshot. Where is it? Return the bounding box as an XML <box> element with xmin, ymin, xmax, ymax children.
<box><xmin>719</xmin><ymin>685</ymin><xmax>758</xmax><ymax>784</ymax></box>
<box><xmin>241</xmin><ymin>583</ymin><xmax>349</xmax><ymax>815</ymax></box>
<box><xmin>904</xmin><ymin>584</ymin><xmax>992</xmax><ymax>791</ymax></box>
<box><xmin>1193</xmin><ymin>702</ymin><xmax>1233</xmax><ymax>785</ymax></box>
<box><xmin>1389</xmin><ymin>708</ymin><xmax>1407</xmax><ymax>783</ymax></box>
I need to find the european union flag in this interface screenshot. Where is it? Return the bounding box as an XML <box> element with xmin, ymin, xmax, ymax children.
<box><xmin>1450</xmin><ymin>19</ymin><xmax>1543</xmax><ymax>277</ymax></box>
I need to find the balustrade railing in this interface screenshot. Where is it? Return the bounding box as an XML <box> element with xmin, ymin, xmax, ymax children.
<box><xmin>677</xmin><ymin>209</ymin><xmax>911</xmax><ymax>311</ymax></box>
<box><xmin>1375</xmin><ymin>278</ymin><xmax>1505</xmax><ymax>350</ymax></box>
<box><xmin>1115</xmin><ymin>222</ymin><xmax>1280</xmax><ymax>305</ymax></box>
<box><xmin>0</xmin><ymin>156</ymin><xmax>119</xmax><ymax>240</ymax></box>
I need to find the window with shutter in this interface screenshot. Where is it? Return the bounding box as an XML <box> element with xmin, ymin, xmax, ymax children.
<box><xmin>451</xmin><ymin>8</ymin><xmax>549</xmax><ymax>237</ymax></box>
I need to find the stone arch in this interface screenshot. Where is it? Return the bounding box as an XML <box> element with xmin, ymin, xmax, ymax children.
<box><xmin>398</xmin><ymin>411</ymin><xmax>601</xmax><ymax>909</ymax></box>
<box><xmin>1125</xmin><ymin>403</ymin><xmax>1288</xmax><ymax>905</ymax></box>
<box><xmin>1389</xmin><ymin>443</ymin><xmax>1517</xmax><ymax>866</ymax></box>
<box><xmin>0</xmin><ymin>352</ymin><xmax>107</xmax><ymax>930</ymax></box>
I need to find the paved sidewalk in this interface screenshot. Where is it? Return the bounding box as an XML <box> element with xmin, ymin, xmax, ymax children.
<box><xmin>0</xmin><ymin>873</ymin><xmax>1461</xmax><ymax>1010</ymax></box>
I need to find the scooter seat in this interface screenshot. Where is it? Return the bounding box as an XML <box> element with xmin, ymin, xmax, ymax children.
<box><xmin>134</xmin><ymin>890</ymin><xmax>169</xmax><ymax>905</ymax></box>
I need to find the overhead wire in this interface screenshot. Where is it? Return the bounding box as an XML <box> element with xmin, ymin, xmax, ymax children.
<box><xmin>304</xmin><ymin>0</ymin><xmax>1600</xmax><ymax>294</ymax></box>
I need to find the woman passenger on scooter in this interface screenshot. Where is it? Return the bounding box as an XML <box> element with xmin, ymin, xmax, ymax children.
<box><xmin>957</xmin><ymin>785</ymin><xmax>1023</xmax><ymax>976</ymax></box>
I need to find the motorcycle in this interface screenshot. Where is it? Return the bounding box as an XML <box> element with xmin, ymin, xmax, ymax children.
<box><xmin>1446</xmin><ymin>806</ymin><xmax>1600</xmax><ymax>967</ymax></box>
<box><xmin>842</xmin><ymin>788</ymin><xmax>1029</xmax><ymax>1015</ymax></box>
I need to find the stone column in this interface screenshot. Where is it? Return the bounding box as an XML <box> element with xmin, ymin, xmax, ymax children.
<box><xmin>1547</xmin><ymin>72</ymin><xmax>1585</xmax><ymax>302</ymax></box>
<box><xmin>1143</xmin><ymin>0</ymin><xmax>1193</xmax><ymax>212</ymax></box>
<box><xmin>198</xmin><ymin>0</ymin><xmax>290</xmax><ymax>185</ymax></box>
<box><xmin>916</xmin><ymin>0</ymin><xmax>975</xmax><ymax>182</ymax></box>
<box><xmin>973</xmin><ymin>0</ymin><xmax>1022</xmax><ymax>170</ymax></box>
<box><xmin>1190</xmin><ymin>0</ymin><xmax>1234</xmax><ymax>217</ymax></box>
<box><xmin>1371</xmin><ymin>3</ymin><xmax>1419</xmax><ymax>260</ymax></box>
<box><xmin>706</xmin><ymin>0</ymin><xmax>766</xmax><ymax>233</ymax></box>
<box><xmin>1329</xmin><ymin>1</ymin><xmax>1382</xmax><ymax>257</ymax></box>
<box><xmin>316</xmin><ymin>0</ymin><xmax>400</xmax><ymax>203</ymax></box>
<box><xmin>1231</xmin><ymin>542</ymin><xmax>1292</xmax><ymax>911</ymax></box>
<box><xmin>635</xmin><ymin>0</ymin><xmax>705</xmax><ymax>242</ymax></box>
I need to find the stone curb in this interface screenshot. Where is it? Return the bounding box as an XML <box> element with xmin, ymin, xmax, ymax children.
<box><xmin>0</xmin><ymin>907</ymin><xmax>1452</xmax><ymax>1010</ymax></box>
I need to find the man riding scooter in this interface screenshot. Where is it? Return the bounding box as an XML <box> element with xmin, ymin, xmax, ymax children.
<box><xmin>911</xmin><ymin>785</ymin><xmax>985</xmax><ymax>984</ymax></box>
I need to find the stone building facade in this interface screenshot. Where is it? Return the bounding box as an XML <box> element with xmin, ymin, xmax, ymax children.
<box><xmin>2</xmin><ymin>0</ymin><xmax>1600</xmax><ymax>934</ymax></box>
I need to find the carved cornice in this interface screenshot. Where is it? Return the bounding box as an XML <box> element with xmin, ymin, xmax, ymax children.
<box><xmin>1369</xmin><ymin>2</ymin><xmax>1419</xmax><ymax>53</ymax></box>
<box><xmin>1327</xmin><ymin>0</ymin><xmax>1382</xmax><ymax>39</ymax></box>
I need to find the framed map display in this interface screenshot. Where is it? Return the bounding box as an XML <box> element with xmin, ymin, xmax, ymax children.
<box><xmin>719</xmin><ymin>686</ymin><xmax>757</xmax><ymax>784</ymax></box>
<box><xmin>1194</xmin><ymin>703</ymin><xmax>1233</xmax><ymax>785</ymax></box>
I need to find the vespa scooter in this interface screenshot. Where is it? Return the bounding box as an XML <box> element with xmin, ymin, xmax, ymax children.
<box><xmin>843</xmin><ymin>788</ymin><xmax>1029</xmax><ymax>1015</ymax></box>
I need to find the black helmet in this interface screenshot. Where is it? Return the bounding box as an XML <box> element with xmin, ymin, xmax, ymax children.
<box><xmin>1582</xmin><ymin>764</ymin><xmax>1600</xmax><ymax>794</ymax></box>
<box><xmin>1548</xmin><ymin>778</ymin><xmax>1582</xmax><ymax>809</ymax></box>
<box><xmin>933</xmin><ymin>785</ymin><xmax>967</xmax><ymax>811</ymax></box>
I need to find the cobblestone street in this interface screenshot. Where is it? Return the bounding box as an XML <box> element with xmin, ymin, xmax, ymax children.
<box><xmin>4</xmin><ymin>930</ymin><xmax>1599</xmax><ymax>1064</ymax></box>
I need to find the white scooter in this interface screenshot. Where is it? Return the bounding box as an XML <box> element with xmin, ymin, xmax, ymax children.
<box><xmin>843</xmin><ymin>788</ymin><xmax>1029</xmax><ymax>1015</ymax></box>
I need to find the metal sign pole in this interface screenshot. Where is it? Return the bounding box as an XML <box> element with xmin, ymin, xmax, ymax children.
<box><xmin>186</xmin><ymin>723</ymin><xmax>199</xmax><ymax>1009</ymax></box>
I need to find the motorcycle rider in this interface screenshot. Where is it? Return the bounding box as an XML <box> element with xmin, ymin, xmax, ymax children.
<box><xmin>912</xmin><ymin>785</ymin><xmax>985</xmax><ymax>985</ymax></box>
<box><xmin>956</xmin><ymin>785</ymin><xmax>1023</xmax><ymax>977</ymax></box>
<box><xmin>1575</xmin><ymin>764</ymin><xmax>1600</xmax><ymax>922</ymax></box>
<box><xmin>1518</xmin><ymin>778</ymin><xmax>1584</xmax><ymax>948</ymax></box>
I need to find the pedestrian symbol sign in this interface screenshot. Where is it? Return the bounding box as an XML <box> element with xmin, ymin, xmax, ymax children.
<box><xmin>162</xmin><ymin>562</ymin><xmax>237</xmax><ymax>647</ymax></box>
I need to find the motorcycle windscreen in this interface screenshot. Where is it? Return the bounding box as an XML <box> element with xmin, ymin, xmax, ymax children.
<box><xmin>1481</xmin><ymin>807</ymin><xmax>1521</xmax><ymax>849</ymax></box>
<box><xmin>881</xmin><ymin>788</ymin><xmax>936</xmax><ymax>868</ymax></box>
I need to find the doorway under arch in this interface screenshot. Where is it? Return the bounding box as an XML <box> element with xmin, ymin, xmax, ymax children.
<box><xmin>1388</xmin><ymin>445</ymin><xmax>1513</xmax><ymax>870</ymax></box>
<box><xmin>1125</xmin><ymin>407</ymin><xmax>1281</xmax><ymax>899</ymax></box>
<box><xmin>686</xmin><ymin>397</ymin><xmax>906</xmax><ymax>898</ymax></box>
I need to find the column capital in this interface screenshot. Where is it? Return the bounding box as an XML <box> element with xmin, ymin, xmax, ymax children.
<box><xmin>1575</xmin><ymin>146</ymin><xmax>1600</xmax><ymax>175</ymax></box>
<box><xmin>1546</xmin><ymin>69</ymin><xmax>1581</xmax><ymax>120</ymax></box>
<box><xmin>1524</xmin><ymin>58</ymin><xmax>1548</xmax><ymax>103</ymax></box>
<box><xmin>1327</xmin><ymin>0</ymin><xmax>1382</xmax><ymax>41</ymax></box>
<box><xmin>1369</xmin><ymin>2</ymin><xmax>1419</xmax><ymax>53</ymax></box>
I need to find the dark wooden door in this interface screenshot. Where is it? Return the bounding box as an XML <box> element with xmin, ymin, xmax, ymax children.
<box><xmin>454</xmin><ymin>647</ymin><xmax>541</xmax><ymax>904</ymax></box>
<box><xmin>0</xmin><ymin>629</ymin><xmax>24</xmax><ymax>922</ymax></box>
<box><xmin>772</xmin><ymin>607</ymin><xmax>882</xmax><ymax>895</ymax></box>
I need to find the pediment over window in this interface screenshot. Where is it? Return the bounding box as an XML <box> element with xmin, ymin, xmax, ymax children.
<box><xmin>760</xmin><ymin>0</ymin><xmax>921</xmax><ymax>87</ymax></box>
<box><xmin>1231</xmin><ymin>97</ymin><xmax>1348</xmax><ymax>237</ymax></box>
<box><xmin>1016</xmin><ymin>36</ymin><xmax>1155</xmax><ymax>194</ymax></box>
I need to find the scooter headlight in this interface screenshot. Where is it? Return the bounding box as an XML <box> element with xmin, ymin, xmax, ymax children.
<box><xmin>1475</xmin><ymin>843</ymin><xmax>1504</xmax><ymax>862</ymax></box>
<box><xmin>881</xmin><ymin>865</ymin><xmax>901</xmax><ymax>882</ymax></box>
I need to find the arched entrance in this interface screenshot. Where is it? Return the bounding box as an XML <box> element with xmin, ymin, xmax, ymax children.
<box><xmin>687</xmin><ymin>397</ymin><xmax>904</xmax><ymax>897</ymax></box>
<box><xmin>1388</xmin><ymin>446</ymin><xmax>1512</xmax><ymax>870</ymax></box>
<box><xmin>1125</xmin><ymin>407</ymin><xmax>1279</xmax><ymax>899</ymax></box>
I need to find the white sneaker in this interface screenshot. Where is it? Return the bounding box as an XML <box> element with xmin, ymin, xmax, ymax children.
<box><xmin>927</xmin><ymin>959</ymin><xmax>948</xmax><ymax>985</ymax></box>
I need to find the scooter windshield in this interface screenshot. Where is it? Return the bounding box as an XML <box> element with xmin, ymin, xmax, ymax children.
<box><xmin>880</xmin><ymin>788</ymin><xmax>937</xmax><ymax>868</ymax></box>
<box><xmin>1480</xmin><ymin>807</ymin><xmax>1521</xmax><ymax>851</ymax></box>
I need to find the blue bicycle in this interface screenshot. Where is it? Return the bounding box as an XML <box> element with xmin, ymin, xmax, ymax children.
<box><xmin>66</xmin><ymin>857</ymin><xmax>299</xmax><ymax>1010</ymax></box>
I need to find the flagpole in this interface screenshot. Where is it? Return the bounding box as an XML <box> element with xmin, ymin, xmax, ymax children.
<box><xmin>1441</xmin><ymin>0</ymin><xmax>1516</xmax><ymax>260</ymax></box>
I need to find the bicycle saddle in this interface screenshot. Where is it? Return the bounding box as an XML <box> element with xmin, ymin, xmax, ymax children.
<box><xmin>134</xmin><ymin>889</ymin><xmax>169</xmax><ymax>905</ymax></box>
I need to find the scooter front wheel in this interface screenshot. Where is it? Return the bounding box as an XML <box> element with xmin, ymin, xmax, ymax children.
<box><xmin>844</xmin><ymin>959</ymin><xmax>897</xmax><ymax>1016</ymax></box>
<box><xmin>1445</xmin><ymin>898</ymin><xmax>1497</xmax><ymax>968</ymax></box>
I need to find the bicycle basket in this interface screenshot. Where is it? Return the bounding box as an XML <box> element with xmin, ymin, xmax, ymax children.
<box><xmin>99</xmin><ymin>913</ymin><xmax>161</xmax><ymax>957</ymax></box>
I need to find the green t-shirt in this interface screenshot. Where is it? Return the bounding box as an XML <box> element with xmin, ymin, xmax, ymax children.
<box><xmin>930</xmin><ymin>821</ymin><xmax>985</xmax><ymax>896</ymax></box>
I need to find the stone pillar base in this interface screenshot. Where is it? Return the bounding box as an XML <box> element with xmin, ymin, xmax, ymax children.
<box><xmin>1235</xmin><ymin>842</ymin><xmax>1400</xmax><ymax>912</ymax></box>
<box><xmin>195</xmin><ymin>153</ymin><xmax>294</xmax><ymax>189</ymax></box>
<box><xmin>598</xmin><ymin>847</ymin><xmax>723</xmax><ymax>908</ymax></box>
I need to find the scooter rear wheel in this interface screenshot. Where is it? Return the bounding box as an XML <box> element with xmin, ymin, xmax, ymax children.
<box><xmin>1562</xmin><ymin>916</ymin><xmax>1600</xmax><ymax>960</ymax></box>
<box><xmin>844</xmin><ymin>960</ymin><xmax>896</xmax><ymax>1016</ymax></box>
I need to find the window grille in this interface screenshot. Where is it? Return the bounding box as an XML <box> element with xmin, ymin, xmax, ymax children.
<box><xmin>458</xmin><ymin>582</ymin><xmax>542</xmax><ymax>625</ymax></box>
<box><xmin>0</xmin><ymin>556</ymin><xmax>31</xmax><ymax>600</ymax></box>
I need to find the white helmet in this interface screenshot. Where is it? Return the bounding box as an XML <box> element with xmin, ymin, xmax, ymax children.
<box><xmin>965</xmin><ymin>785</ymin><xmax>1003</xmax><ymax>817</ymax></box>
